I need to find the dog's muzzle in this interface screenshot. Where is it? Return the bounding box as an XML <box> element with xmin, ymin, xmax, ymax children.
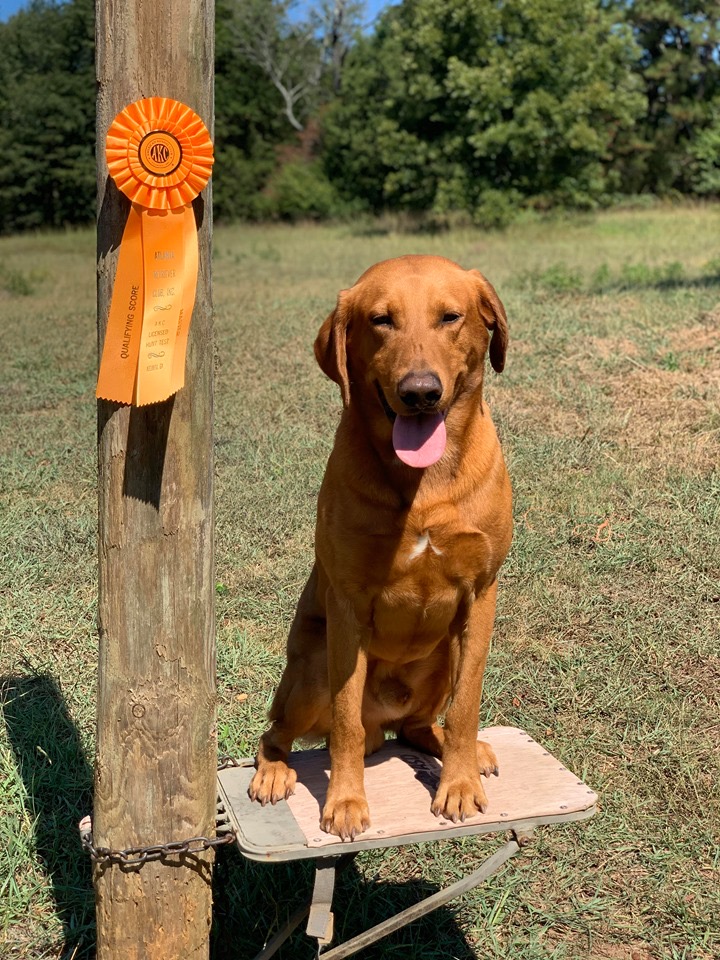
<box><xmin>397</xmin><ymin>371</ymin><xmax>443</xmax><ymax>412</ymax></box>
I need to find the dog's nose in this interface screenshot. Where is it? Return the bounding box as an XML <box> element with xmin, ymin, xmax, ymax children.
<box><xmin>397</xmin><ymin>371</ymin><xmax>443</xmax><ymax>410</ymax></box>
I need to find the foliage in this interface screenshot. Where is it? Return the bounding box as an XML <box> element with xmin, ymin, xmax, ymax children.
<box><xmin>619</xmin><ymin>0</ymin><xmax>720</xmax><ymax>195</ymax></box>
<box><xmin>686</xmin><ymin>116</ymin><xmax>720</xmax><ymax>196</ymax></box>
<box><xmin>213</xmin><ymin>0</ymin><xmax>291</xmax><ymax>221</ymax></box>
<box><xmin>321</xmin><ymin>0</ymin><xmax>646</xmax><ymax>219</ymax></box>
<box><xmin>262</xmin><ymin>160</ymin><xmax>350</xmax><ymax>220</ymax></box>
<box><xmin>0</xmin><ymin>0</ymin><xmax>719</xmax><ymax>232</ymax></box>
<box><xmin>0</xmin><ymin>0</ymin><xmax>95</xmax><ymax>233</ymax></box>
<box><xmin>470</xmin><ymin>189</ymin><xmax>523</xmax><ymax>230</ymax></box>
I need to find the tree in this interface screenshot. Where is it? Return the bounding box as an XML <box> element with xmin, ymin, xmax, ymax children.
<box><xmin>0</xmin><ymin>0</ymin><xmax>95</xmax><ymax>233</ymax></box>
<box><xmin>687</xmin><ymin>118</ymin><xmax>720</xmax><ymax>196</ymax></box>
<box><xmin>618</xmin><ymin>0</ymin><xmax>720</xmax><ymax>194</ymax></box>
<box><xmin>228</xmin><ymin>0</ymin><xmax>364</xmax><ymax>131</ymax></box>
<box><xmin>0</xmin><ymin>0</ymin><xmax>316</xmax><ymax>230</ymax></box>
<box><xmin>322</xmin><ymin>0</ymin><xmax>646</xmax><ymax>221</ymax></box>
<box><xmin>214</xmin><ymin>0</ymin><xmax>293</xmax><ymax>220</ymax></box>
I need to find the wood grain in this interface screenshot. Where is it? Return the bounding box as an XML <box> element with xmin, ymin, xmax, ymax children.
<box><xmin>94</xmin><ymin>3</ymin><xmax>215</xmax><ymax>956</ymax></box>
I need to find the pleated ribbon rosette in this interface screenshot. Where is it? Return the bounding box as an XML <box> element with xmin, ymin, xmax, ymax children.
<box><xmin>96</xmin><ymin>97</ymin><xmax>214</xmax><ymax>406</ymax></box>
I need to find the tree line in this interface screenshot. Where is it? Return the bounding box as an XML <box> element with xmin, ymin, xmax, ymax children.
<box><xmin>0</xmin><ymin>0</ymin><xmax>718</xmax><ymax>234</ymax></box>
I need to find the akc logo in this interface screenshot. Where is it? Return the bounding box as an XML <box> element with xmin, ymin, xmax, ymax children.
<box><xmin>138</xmin><ymin>131</ymin><xmax>182</xmax><ymax>177</ymax></box>
<box><xmin>150</xmin><ymin>142</ymin><xmax>170</xmax><ymax>165</ymax></box>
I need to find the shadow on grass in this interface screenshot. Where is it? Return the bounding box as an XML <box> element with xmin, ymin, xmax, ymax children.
<box><xmin>212</xmin><ymin>847</ymin><xmax>477</xmax><ymax>959</ymax></box>
<box><xmin>598</xmin><ymin>273</ymin><xmax>720</xmax><ymax>293</ymax></box>
<box><xmin>1</xmin><ymin>673</ymin><xmax>95</xmax><ymax>958</ymax></box>
<box><xmin>347</xmin><ymin>212</ymin><xmax>454</xmax><ymax>238</ymax></box>
<box><xmin>517</xmin><ymin>261</ymin><xmax>720</xmax><ymax>297</ymax></box>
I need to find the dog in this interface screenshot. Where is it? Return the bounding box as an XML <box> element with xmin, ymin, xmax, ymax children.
<box><xmin>249</xmin><ymin>255</ymin><xmax>512</xmax><ymax>840</ymax></box>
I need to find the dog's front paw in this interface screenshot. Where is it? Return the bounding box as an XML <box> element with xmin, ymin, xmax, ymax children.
<box><xmin>321</xmin><ymin>795</ymin><xmax>370</xmax><ymax>841</ymax></box>
<box><xmin>248</xmin><ymin>760</ymin><xmax>297</xmax><ymax>805</ymax></box>
<box><xmin>476</xmin><ymin>739</ymin><xmax>500</xmax><ymax>778</ymax></box>
<box><xmin>431</xmin><ymin>774</ymin><xmax>488</xmax><ymax>823</ymax></box>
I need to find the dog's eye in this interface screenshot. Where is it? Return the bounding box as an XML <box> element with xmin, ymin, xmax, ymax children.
<box><xmin>371</xmin><ymin>315</ymin><xmax>393</xmax><ymax>328</ymax></box>
<box><xmin>442</xmin><ymin>312</ymin><xmax>462</xmax><ymax>325</ymax></box>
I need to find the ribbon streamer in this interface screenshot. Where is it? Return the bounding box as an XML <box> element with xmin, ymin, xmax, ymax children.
<box><xmin>96</xmin><ymin>97</ymin><xmax>213</xmax><ymax>406</ymax></box>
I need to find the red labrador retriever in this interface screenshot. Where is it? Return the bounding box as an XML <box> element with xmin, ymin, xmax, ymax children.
<box><xmin>249</xmin><ymin>255</ymin><xmax>512</xmax><ymax>840</ymax></box>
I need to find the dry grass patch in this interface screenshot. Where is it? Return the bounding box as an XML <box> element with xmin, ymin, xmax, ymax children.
<box><xmin>607</xmin><ymin>364</ymin><xmax>719</xmax><ymax>472</ymax></box>
<box><xmin>505</xmin><ymin>309</ymin><xmax>720</xmax><ymax>474</ymax></box>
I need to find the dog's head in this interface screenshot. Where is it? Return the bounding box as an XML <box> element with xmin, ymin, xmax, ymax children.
<box><xmin>314</xmin><ymin>255</ymin><xmax>507</xmax><ymax>468</ymax></box>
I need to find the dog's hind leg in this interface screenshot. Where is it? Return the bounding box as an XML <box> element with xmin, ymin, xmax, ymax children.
<box><xmin>249</xmin><ymin>659</ymin><xmax>331</xmax><ymax>804</ymax></box>
<box><xmin>400</xmin><ymin>721</ymin><xmax>498</xmax><ymax>777</ymax></box>
<box><xmin>398</xmin><ymin>720</ymin><xmax>444</xmax><ymax>758</ymax></box>
<box><xmin>249</xmin><ymin>568</ymin><xmax>330</xmax><ymax>805</ymax></box>
<box><xmin>249</xmin><ymin>691</ymin><xmax>317</xmax><ymax>804</ymax></box>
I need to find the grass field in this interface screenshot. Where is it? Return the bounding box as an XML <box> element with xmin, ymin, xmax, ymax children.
<box><xmin>1</xmin><ymin>205</ymin><xmax>719</xmax><ymax>959</ymax></box>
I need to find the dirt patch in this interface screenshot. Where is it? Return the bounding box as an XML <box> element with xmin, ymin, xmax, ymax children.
<box><xmin>538</xmin><ymin>930</ymin><xmax>657</xmax><ymax>960</ymax></box>
<box><xmin>591</xmin><ymin>946</ymin><xmax>655</xmax><ymax>960</ymax></box>
<box><xmin>672</xmin><ymin>655</ymin><xmax>720</xmax><ymax>731</ymax></box>
<box><xmin>664</xmin><ymin>309</ymin><xmax>720</xmax><ymax>370</ymax></box>
<box><xmin>498</xmin><ymin>311</ymin><xmax>720</xmax><ymax>471</ymax></box>
<box><xmin>583</xmin><ymin>335</ymin><xmax>642</xmax><ymax>361</ymax></box>
<box><xmin>607</xmin><ymin>364</ymin><xmax>719</xmax><ymax>472</ymax></box>
<box><xmin>494</xmin><ymin>353</ymin><xmax>720</xmax><ymax>467</ymax></box>
<box><xmin>577</xmin><ymin>316</ymin><xmax>720</xmax><ymax>472</ymax></box>
<box><xmin>496</xmin><ymin>383</ymin><xmax>590</xmax><ymax>437</ymax></box>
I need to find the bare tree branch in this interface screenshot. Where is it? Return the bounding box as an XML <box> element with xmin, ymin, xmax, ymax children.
<box><xmin>229</xmin><ymin>0</ymin><xmax>364</xmax><ymax>130</ymax></box>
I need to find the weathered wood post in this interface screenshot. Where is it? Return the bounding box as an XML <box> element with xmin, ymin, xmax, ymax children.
<box><xmin>94</xmin><ymin>1</ymin><xmax>215</xmax><ymax>956</ymax></box>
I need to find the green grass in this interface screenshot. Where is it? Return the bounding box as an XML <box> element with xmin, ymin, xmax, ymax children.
<box><xmin>1</xmin><ymin>205</ymin><xmax>720</xmax><ymax>958</ymax></box>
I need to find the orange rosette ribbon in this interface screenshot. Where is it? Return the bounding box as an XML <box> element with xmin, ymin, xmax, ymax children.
<box><xmin>96</xmin><ymin>97</ymin><xmax>213</xmax><ymax>406</ymax></box>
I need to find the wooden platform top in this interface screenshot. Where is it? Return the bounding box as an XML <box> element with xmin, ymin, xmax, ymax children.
<box><xmin>218</xmin><ymin>726</ymin><xmax>597</xmax><ymax>862</ymax></box>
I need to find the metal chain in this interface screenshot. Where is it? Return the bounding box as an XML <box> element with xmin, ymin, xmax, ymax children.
<box><xmin>80</xmin><ymin>755</ymin><xmax>244</xmax><ymax>866</ymax></box>
<box><xmin>217</xmin><ymin>754</ymin><xmax>244</xmax><ymax>771</ymax></box>
<box><xmin>80</xmin><ymin>825</ymin><xmax>236</xmax><ymax>867</ymax></box>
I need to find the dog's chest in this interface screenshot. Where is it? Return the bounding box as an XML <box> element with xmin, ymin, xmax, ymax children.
<box><xmin>397</xmin><ymin>518</ymin><xmax>488</xmax><ymax>584</ymax></box>
<box><xmin>367</xmin><ymin>523</ymin><xmax>484</xmax><ymax>657</ymax></box>
<box><xmin>406</xmin><ymin>530</ymin><xmax>443</xmax><ymax>562</ymax></box>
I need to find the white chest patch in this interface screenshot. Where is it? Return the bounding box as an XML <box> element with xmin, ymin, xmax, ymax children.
<box><xmin>408</xmin><ymin>531</ymin><xmax>443</xmax><ymax>561</ymax></box>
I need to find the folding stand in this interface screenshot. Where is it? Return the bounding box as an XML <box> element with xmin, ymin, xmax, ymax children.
<box><xmin>217</xmin><ymin>726</ymin><xmax>597</xmax><ymax>959</ymax></box>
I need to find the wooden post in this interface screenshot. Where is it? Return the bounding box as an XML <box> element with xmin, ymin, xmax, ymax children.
<box><xmin>94</xmin><ymin>2</ymin><xmax>215</xmax><ymax>956</ymax></box>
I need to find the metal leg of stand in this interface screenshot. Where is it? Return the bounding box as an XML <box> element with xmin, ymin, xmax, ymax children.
<box><xmin>307</xmin><ymin>853</ymin><xmax>358</xmax><ymax>947</ymax></box>
<box><xmin>253</xmin><ymin>853</ymin><xmax>358</xmax><ymax>960</ymax></box>
<box><xmin>318</xmin><ymin>838</ymin><xmax>522</xmax><ymax>959</ymax></box>
<box><xmin>252</xmin><ymin>903</ymin><xmax>311</xmax><ymax>960</ymax></box>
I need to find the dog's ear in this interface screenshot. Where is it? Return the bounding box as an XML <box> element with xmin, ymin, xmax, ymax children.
<box><xmin>470</xmin><ymin>270</ymin><xmax>508</xmax><ymax>373</ymax></box>
<box><xmin>314</xmin><ymin>290</ymin><xmax>351</xmax><ymax>407</ymax></box>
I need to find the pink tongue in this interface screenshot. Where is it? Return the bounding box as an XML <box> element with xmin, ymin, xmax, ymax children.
<box><xmin>392</xmin><ymin>412</ymin><xmax>447</xmax><ymax>468</ymax></box>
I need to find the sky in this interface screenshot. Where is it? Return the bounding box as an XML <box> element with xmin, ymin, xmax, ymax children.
<box><xmin>0</xmin><ymin>0</ymin><xmax>391</xmax><ymax>24</ymax></box>
<box><xmin>0</xmin><ymin>0</ymin><xmax>24</xmax><ymax>18</ymax></box>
